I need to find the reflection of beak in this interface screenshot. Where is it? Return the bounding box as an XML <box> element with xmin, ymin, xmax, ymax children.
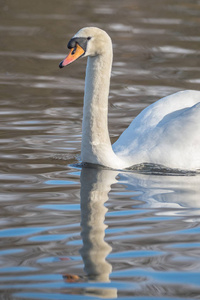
<box><xmin>59</xmin><ymin>44</ymin><xmax>85</xmax><ymax>68</ymax></box>
<box><xmin>63</xmin><ymin>274</ymin><xmax>81</xmax><ymax>283</ymax></box>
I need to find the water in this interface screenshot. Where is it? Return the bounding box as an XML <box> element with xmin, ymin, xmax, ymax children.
<box><xmin>1</xmin><ymin>0</ymin><xmax>200</xmax><ymax>299</ymax></box>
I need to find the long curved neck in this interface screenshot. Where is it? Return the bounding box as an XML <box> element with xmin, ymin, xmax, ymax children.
<box><xmin>81</xmin><ymin>51</ymin><xmax>123</xmax><ymax>168</ymax></box>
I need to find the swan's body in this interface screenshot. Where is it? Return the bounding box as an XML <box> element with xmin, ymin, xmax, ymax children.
<box><xmin>59</xmin><ymin>27</ymin><xmax>200</xmax><ymax>171</ymax></box>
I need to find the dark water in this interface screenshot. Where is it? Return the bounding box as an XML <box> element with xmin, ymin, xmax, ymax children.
<box><xmin>1</xmin><ymin>0</ymin><xmax>200</xmax><ymax>299</ymax></box>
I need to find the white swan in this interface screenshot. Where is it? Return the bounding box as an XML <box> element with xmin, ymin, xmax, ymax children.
<box><xmin>59</xmin><ymin>27</ymin><xmax>200</xmax><ymax>171</ymax></box>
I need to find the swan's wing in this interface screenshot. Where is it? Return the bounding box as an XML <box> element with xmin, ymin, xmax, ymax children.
<box><xmin>113</xmin><ymin>90</ymin><xmax>200</xmax><ymax>151</ymax></box>
<box><xmin>113</xmin><ymin>90</ymin><xmax>200</xmax><ymax>169</ymax></box>
<box><xmin>149</xmin><ymin>102</ymin><xmax>200</xmax><ymax>167</ymax></box>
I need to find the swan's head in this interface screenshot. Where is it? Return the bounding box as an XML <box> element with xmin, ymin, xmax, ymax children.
<box><xmin>59</xmin><ymin>27</ymin><xmax>112</xmax><ymax>68</ymax></box>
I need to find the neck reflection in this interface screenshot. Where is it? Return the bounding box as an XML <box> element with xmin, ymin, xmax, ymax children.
<box><xmin>80</xmin><ymin>166</ymin><xmax>118</xmax><ymax>298</ymax></box>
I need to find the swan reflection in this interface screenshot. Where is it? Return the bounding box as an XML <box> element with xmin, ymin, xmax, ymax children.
<box><xmin>66</xmin><ymin>165</ymin><xmax>200</xmax><ymax>298</ymax></box>
<box><xmin>79</xmin><ymin>166</ymin><xmax>118</xmax><ymax>298</ymax></box>
<box><xmin>118</xmin><ymin>170</ymin><xmax>200</xmax><ymax>210</ymax></box>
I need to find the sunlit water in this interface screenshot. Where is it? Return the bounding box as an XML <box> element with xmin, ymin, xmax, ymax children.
<box><xmin>1</xmin><ymin>0</ymin><xmax>200</xmax><ymax>299</ymax></box>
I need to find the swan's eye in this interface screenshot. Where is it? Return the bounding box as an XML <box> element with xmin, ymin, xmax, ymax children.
<box><xmin>87</xmin><ymin>37</ymin><xmax>91</xmax><ymax>40</ymax></box>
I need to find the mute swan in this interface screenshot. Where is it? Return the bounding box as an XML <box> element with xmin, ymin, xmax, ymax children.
<box><xmin>59</xmin><ymin>27</ymin><xmax>200</xmax><ymax>171</ymax></box>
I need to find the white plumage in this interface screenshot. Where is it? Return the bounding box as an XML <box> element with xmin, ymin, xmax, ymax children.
<box><xmin>60</xmin><ymin>27</ymin><xmax>200</xmax><ymax>171</ymax></box>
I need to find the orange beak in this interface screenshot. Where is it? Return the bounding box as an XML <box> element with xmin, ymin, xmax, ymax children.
<box><xmin>59</xmin><ymin>43</ymin><xmax>85</xmax><ymax>68</ymax></box>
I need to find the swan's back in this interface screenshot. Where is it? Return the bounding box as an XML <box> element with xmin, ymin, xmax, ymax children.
<box><xmin>113</xmin><ymin>90</ymin><xmax>200</xmax><ymax>170</ymax></box>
